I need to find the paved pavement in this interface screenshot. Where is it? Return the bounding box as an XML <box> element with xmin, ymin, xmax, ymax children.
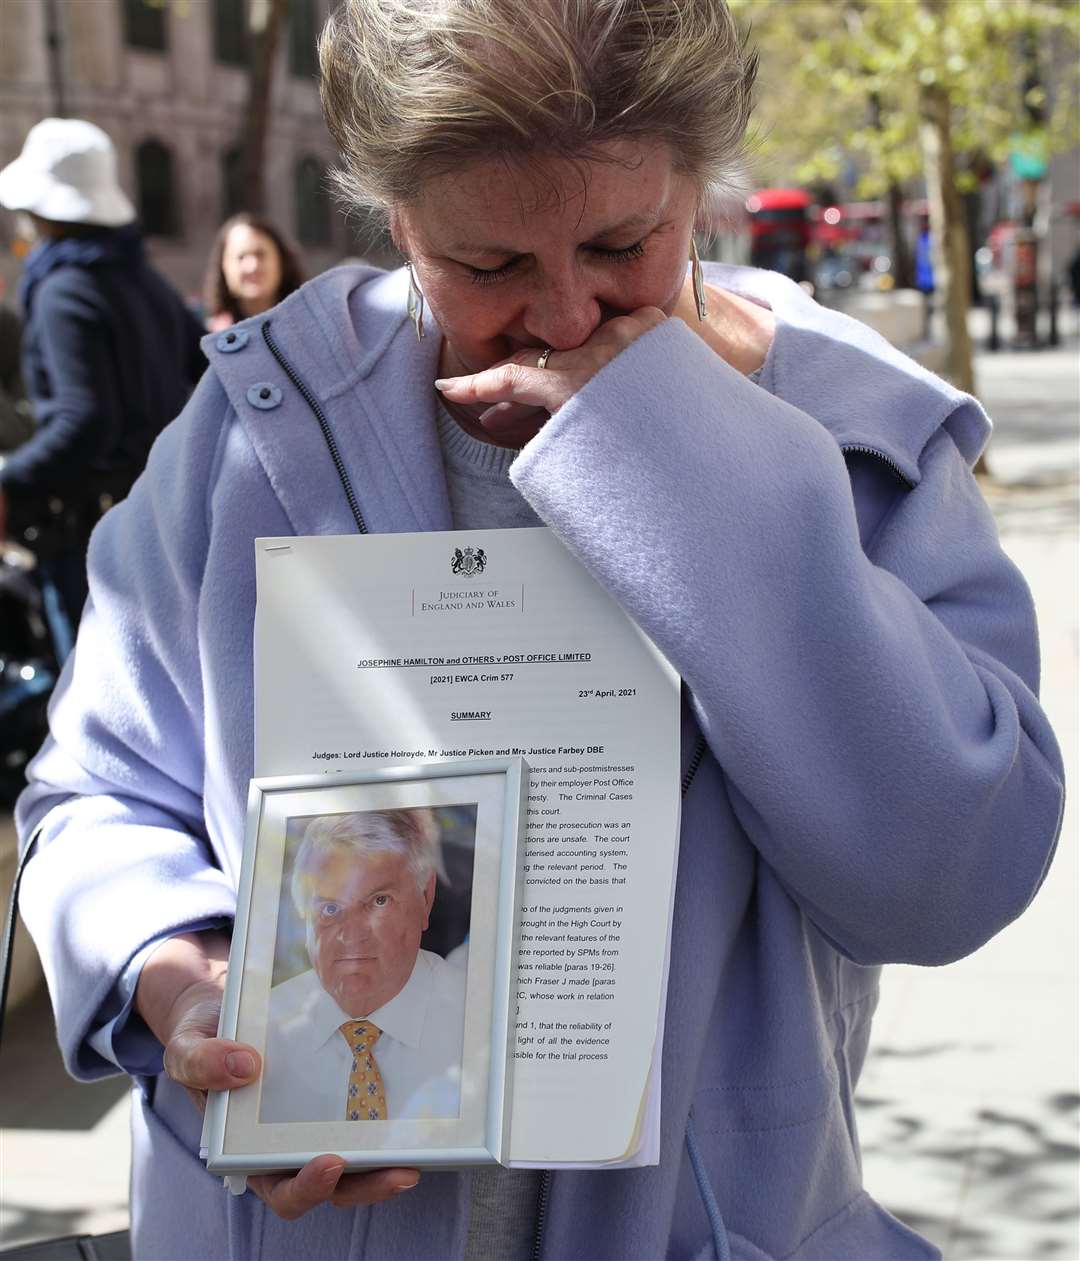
<box><xmin>0</xmin><ymin>327</ymin><xmax>1077</xmax><ymax>1257</ymax></box>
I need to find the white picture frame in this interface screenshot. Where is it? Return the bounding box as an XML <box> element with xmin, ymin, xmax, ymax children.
<box><xmin>202</xmin><ymin>757</ymin><xmax>526</xmax><ymax>1175</ymax></box>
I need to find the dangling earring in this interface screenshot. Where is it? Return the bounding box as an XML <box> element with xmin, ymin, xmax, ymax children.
<box><xmin>406</xmin><ymin>261</ymin><xmax>425</xmax><ymax>341</ymax></box>
<box><xmin>690</xmin><ymin>237</ymin><xmax>707</xmax><ymax>322</ymax></box>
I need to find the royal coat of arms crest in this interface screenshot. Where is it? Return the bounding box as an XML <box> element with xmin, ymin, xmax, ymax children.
<box><xmin>451</xmin><ymin>546</ymin><xmax>487</xmax><ymax>576</ymax></box>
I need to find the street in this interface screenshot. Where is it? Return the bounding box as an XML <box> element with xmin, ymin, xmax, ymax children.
<box><xmin>1</xmin><ymin>337</ymin><xmax>1077</xmax><ymax>1258</ymax></box>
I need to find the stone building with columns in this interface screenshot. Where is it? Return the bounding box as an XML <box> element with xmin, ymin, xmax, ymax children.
<box><xmin>0</xmin><ymin>0</ymin><xmax>381</xmax><ymax>303</ymax></box>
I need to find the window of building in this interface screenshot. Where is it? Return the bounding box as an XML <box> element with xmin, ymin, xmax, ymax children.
<box><xmin>214</xmin><ymin>0</ymin><xmax>249</xmax><ymax>66</ymax></box>
<box><xmin>136</xmin><ymin>140</ymin><xmax>180</xmax><ymax>237</ymax></box>
<box><xmin>222</xmin><ymin>146</ymin><xmax>246</xmax><ymax>219</ymax></box>
<box><xmin>123</xmin><ymin>0</ymin><xmax>168</xmax><ymax>51</ymax></box>
<box><xmin>288</xmin><ymin>0</ymin><xmax>318</xmax><ymax>78</ymax></box>
<box><xmin>295</xmin><ymin>156</ymin><xmax>331</xmax><ymax>247</ymax></box>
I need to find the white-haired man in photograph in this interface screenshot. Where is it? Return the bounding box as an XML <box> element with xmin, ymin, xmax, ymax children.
<box><xmin>261</xmin><ymin>808</ymin><xmax>468</xmax><ymax>1123</ymax></box>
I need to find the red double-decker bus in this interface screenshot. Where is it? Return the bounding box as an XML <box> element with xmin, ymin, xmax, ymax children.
<box><xmin>746</xmin><ymin>188</ymin><xmax>813</xmax><ymax>282</ymax></box>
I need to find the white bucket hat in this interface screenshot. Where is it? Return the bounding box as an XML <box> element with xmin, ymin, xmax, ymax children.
<box><xmin>0</xmin><ymin>118</ymin><xmax>136</xmax><ymax>227</ymax></box>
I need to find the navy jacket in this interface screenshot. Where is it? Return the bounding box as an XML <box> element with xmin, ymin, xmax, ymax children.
<box><xmin>0</xmin><ymin>248</ymin><xmax>203</xmax><ymax>500</ymax></box>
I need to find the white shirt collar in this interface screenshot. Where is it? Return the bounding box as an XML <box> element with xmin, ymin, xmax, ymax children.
<box><xmin>304</xmin><ymin>950</ymin><xmax>436</xmax><ymax>1054</ymax></box>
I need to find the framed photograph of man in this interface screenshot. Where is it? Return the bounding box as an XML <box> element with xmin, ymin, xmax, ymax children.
<box><xmin>202</xmin><ymin>757</ymin><xmax>526</xmax><ymax>1175</ymax></box>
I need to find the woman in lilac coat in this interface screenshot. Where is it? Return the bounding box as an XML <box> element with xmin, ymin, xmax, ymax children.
<box><xmin>15</xmin><ymin>2</ymin><xmax>1064</xmax><ymax>1258</ymax></box>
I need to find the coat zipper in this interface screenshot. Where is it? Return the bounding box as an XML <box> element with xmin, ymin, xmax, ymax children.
<box><xmin>681</xmin><ymin>733</ymin><xmax>707</xmax><ymax>796</ymax></box>
<box><xmin>839</xmin><ymin>443</ymin><xmax>914</xmax><ymax>490</ymax></box>
<box><xmin>530</xmin><ymin>1171</ymin><xmax>551</xmax><ymax>1261</ymax></box>
<box><xmin>530</xmin><ymin>732</ymin><xmax>708</xmax><ymax>1260</ymax></box>
<box><xmin>260</xmin><ymin>319</ymin><xmax>369</xmax><ymax>534</ymax></box>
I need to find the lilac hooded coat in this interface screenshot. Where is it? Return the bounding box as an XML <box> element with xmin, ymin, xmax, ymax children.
<box><xmin>16</xmin><ymin>264</ymin><xmax>1064</xmax><ymax>1260</ymax></box>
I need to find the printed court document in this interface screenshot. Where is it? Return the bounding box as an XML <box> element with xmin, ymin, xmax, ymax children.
<box><xmin>254</xmin><ymin>527</ymin><xmax>680</xmax><ymax>1166</ymax></box>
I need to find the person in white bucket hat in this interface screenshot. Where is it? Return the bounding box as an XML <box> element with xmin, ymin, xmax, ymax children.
<box><xmin>0</xmin><ymin>118</ymin><xmax>136</xmax><ymax>227</ymax></box>
<box><xmin>0</xmin><ymin>117</ymin><xmax>203</xmax><ymax>658</ymax></box>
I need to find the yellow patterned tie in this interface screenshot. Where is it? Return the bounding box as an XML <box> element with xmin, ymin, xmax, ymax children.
<box><xmin>339</xmin><ymin>1020</ymin><xmax>388</xmax><ymax>1121</ymax></box>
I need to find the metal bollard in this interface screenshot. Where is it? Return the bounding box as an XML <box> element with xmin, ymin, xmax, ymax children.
<box><xmin>987</xmin><ymin>295</ymin><xmax>1001</xmax><ymax>352</ymax></box>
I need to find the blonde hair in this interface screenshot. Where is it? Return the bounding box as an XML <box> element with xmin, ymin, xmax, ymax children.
<box><xmin>319</xmin><ymin>0</ymin><xmax>756</xmax><ymax>215</ymax></box>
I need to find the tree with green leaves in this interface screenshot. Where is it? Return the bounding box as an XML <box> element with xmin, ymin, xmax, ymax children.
<box><xmin>730</xmin><ymin>0</ymin><xmax>1080</xmax><ymax>402</ymax></box>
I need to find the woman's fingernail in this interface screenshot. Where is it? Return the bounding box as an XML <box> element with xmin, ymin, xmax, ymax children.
<box><xmin>323</xmin><ymin>1164</ymin><xmax>345</xmax><ymax>1186</ymax></box>
<box><xmin>434</xmin><ymin>378</ymin><xmax>452</xmax><ymax>390</ymax></box>
<box><xmin>226</xmin><ymin>1051</ymin><xmax>255</xmax><ymax>1078</ymax></box>
<box><xmin>478</xmin><ymin>402</ymin><xmax>512</xmax><ymax>424</ymax></box>
<box><xmin>394</xmin><ymin>1179</ymin><xmax>420</xmax><ymax>1194</ymax></box>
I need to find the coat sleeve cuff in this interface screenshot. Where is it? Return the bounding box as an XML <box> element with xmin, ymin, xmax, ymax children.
<box><xmin>18</xmin><ymin>795</ymin><xmax>238</xmax><ymax>1081</ymax></box>
<box><xmin>84</xmin><ymin>917</ymin><xmax>231</xmax><ymax>1077</ymax></box>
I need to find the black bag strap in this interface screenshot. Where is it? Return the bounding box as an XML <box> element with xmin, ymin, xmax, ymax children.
<box><xmin>0</xmin><ymin>835</ymin><xmax>34</xmax><ymax>1049</ymax></box>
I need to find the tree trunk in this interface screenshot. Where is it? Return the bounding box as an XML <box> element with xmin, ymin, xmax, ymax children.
<box><xmin>886</xmin><ymin>180</ymin><xmax>913</xmax><ymax>290</ymax></box>
<box><xmin>918</xmin><ymin>84</ymin><xmax>974</xmax><ymax>393</ymax></box>
<box><xmin>868</xmin><ymin>93</ymin><xmax>913</xmax><ymax>291</ymax></box>
<box><xmin>238</xmin><ymin>0</ymin><xmax>287</xmax><ymax>215</ymax></box>
<box><xmin>919</xmin><ymin>80</ymin><xmax>987</xmax><ymax>473</ymax></box>
<box><xmin>43</xmin><ymin>0</ymin><xmax>67</xmax><ymax>117</ymax></box>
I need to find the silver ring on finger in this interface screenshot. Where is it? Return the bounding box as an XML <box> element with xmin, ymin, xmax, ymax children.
<box><xmin>536</xmin><ymin>347</ymin><xmax>552</xmax><ymax>370</ymax></box>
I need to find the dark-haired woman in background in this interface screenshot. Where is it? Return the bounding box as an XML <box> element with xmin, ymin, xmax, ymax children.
<box><xmin>202</xmin><ymin>213</ymin><xmax>304</xmax><ymax>331</ymax></box>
